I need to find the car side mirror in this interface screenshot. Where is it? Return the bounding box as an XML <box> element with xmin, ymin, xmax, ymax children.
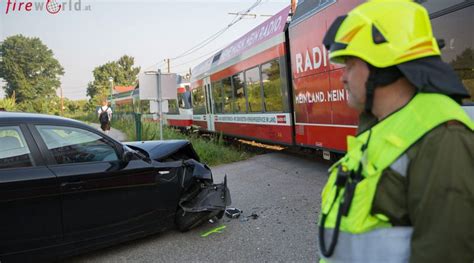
<box><xmin>121</xmin><ymin>150</ymin><xmax>134</xmax><ymax>164</ymax></box>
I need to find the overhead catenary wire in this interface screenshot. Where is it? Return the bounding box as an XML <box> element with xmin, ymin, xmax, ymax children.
<box><xmin>169</xmin><ymin>44</ymin><xmax>227</xmax><ymax>71</ymax></box>
<box><xmin>143</xmin><ymin>60</ymin><xmax>166</xmax><ymax>72</ymax></box>
<box><xmin>169</xmin><ymin>0</ymin><xmax>262</xmax><ymax>61</ymax></box>
<box><xmin>143</xmin><ymin>0</ymin><xmax>263</xmax><ymax>72</ymax></box>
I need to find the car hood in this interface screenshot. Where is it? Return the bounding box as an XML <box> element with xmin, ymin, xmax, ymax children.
<box><xmin>125</xmin><ymin>140</ymin><xmax>200</xmax><ymax>162</ymax></box>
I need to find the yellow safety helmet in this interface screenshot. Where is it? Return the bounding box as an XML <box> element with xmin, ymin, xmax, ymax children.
<box><xmin>323</xmin><ymin>0</ymin><xmax>440</xmax><ymax>67</ymax></box>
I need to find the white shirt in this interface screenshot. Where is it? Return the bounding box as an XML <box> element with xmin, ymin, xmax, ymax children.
<box><xmin>98</xmin><ymin>105</ymin><xmax>112</xmax><ymax>121</ymax></box>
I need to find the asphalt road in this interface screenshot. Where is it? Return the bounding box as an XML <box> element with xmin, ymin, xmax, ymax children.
<box><xmin>67</xmin><ymin>152</ymin><xmax>330</xmax><ymax>263</ymax></box>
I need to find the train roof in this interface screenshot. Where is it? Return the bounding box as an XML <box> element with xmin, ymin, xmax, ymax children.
<box><xmin>289</xmin><ymin>0</ymin><xmax>338</xmax><ymax>28</ymax></box>
<box><xmin>191</xmin><ymin>5</ymin><xmax>291</xmax><ymax>82</ymax></box>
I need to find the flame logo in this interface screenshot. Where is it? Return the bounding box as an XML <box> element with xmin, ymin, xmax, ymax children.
<box><xmin>46</xmin><ymin>0</ymin><xmax>62</xmax><ymax>14</ymax></box>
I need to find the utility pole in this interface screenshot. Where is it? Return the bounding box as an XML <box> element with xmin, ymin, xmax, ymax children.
<box><xmin>165</xmin><ymin>59</ymin><xmax>170</xmax><ymax>73</ymax></box>
<box><xmin>60</xmin><ymin>86</ymin><xmax>64</xmax><ymax>116</ymax></box>
<box><xmin>108</xmin><ymin>77</ymin><xmax>114</xmax><ymax>106</ymax></box>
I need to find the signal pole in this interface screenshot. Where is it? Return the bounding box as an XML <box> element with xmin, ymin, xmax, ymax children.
<box><xmin>157</xmin><ymin>68</ymin><xmax>163</xmax><ymax>140</ymax></box>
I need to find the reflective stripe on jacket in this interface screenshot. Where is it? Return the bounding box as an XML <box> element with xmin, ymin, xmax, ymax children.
<box><xmin>319</xmin><ymin>93</ymin><xmax>474</xmax><ymax>262</ymax></box>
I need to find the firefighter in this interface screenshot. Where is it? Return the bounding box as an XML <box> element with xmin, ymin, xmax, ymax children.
<box><xmin>318</xmin><ymin>0</ymin><xmax>474</xmax><ymax>262</ymax></box>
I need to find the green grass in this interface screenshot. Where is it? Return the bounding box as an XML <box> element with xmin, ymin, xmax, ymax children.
<box><xmin>73</xmin><ymin>113</ymin><xmax>254</xmax><ymax>166</ymax></box>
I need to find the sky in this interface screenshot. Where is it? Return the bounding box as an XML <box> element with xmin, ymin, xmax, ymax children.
<box><xmin>0</xmin><ymin>0</ymin><xmax>289</xmax><ymax>100</ymax></box>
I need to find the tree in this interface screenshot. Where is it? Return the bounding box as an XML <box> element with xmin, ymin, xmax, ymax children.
<box><xmin>0</xmin><ymin>35</ymin><xmax>64</xmax><ymax>104</ymax></box>
<box><xmin>87</xmin><ymin>55</ymin><xmax>140</xmax><ymax>102</ymax></box>
<box><xmin>117</xmin><ymin>55</ymin><xmax>140</xmax><ymax>85</ymax></box>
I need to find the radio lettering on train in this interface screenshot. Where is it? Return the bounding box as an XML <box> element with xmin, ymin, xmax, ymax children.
<box><xmin>295</xmin><ymin>46</ymin><xmax>328</xmax><ymax>74</ymax></box>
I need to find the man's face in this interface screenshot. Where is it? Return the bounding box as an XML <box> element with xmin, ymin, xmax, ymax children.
<box><xmin>341</xmin><ymin>57</ymin><xmax>369</xmax><ymax>111</ymax></box>
<box><xmin>102</xmin><ymin>101</ymin><xmax>107</xmax><ymax>106</ymax></box>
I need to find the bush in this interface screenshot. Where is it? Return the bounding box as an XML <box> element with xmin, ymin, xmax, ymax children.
<box><xmin>0</xmin><ymin>97</ymin><xmax>17</xmax><ymax>111</ymax></box>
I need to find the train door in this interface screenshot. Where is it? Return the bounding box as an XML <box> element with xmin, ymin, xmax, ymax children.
<box><xmin>203</xmin><ymin>77</ymin><xmax>215</xmax><ymax>131</ymax></box>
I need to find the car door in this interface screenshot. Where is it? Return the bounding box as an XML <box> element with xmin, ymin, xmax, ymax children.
<box><xmin>30</xmin><ymin>124</ymin><xmax>178</xmax><ymax>244</ymax></box>
<box><xmin>0</xmin><ymin>124</ymin><xmax>62</xmax><ymax>258</ymax></box>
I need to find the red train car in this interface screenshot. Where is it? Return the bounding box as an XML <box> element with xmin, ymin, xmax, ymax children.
<box><xmin>191</xmin><ymin>6</ymin><xmax>294</xmax><ymax>145</ymax></box>
<box><xmin>190</xmin><ymin>0</ymin><xmax>474</xmax><ymax>157</ymax></box>
<box><xmin>164</xmin><ymin>82</ymin><xmax>193</xmax><ymax>129</ymax></box>
<box><xmin>289</xmin><ymin>0</ymin><xmax>363</xmax><ymax>152</ymax></box>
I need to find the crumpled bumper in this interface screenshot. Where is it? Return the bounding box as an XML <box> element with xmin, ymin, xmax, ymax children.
<box><xmin>179</xmin><ymin>176</ymin><xmax>231</xmax><ymax>214</ymax></box>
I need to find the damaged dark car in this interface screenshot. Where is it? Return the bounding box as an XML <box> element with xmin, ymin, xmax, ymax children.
<box><xmin>0</xmin><ymin>112</ymin><xmax>231</xmax><ymax>262</ymax></box>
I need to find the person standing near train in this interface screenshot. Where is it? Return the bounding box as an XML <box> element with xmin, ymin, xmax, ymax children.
<box><xmin>318</xmin><ymin>0</ymin><xmax>474</xmax><ymax>262</ymax></box>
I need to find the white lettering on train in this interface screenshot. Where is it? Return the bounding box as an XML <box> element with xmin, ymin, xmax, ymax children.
<box><xmin>295</xmin><ymin>46</ymin><xmax>328</xmax><ymax>74</ymax></box>
<box><xmin>296</xmin><ymin>89</ymin><xmax>346</xmax><ymax>104</ymax></box>
<box><xmin>312</xmin><ymin>47</ymin><xmax>322</xmax><ymax>69</ymax></box>
<box><xmin>304</xmin><ymin>50</ymin><xmax>313</xmax><ymax>71</ymax></box>
<box><xmin>216</xmin><ymin>115</ymin><xmax>285</xmax><ymax>124</ymax></box>
<box><xmin>221</xmin><ymin>15</ymin><xmax>283</xmax><ymax>62</ymax></box>
<box><xmin>295</xmin><ymin>91</ymin><xmax>325</xmax><ymax>104</ymax></box>
<box><xmin>296</xmin><ymin>53</ymin><xmax>303</xmax><ymax>74</ymax></box>
<box><xmin>327</xmin><ymin>89</ymin><xmax>346</xmax><ymax>102</ymax></box>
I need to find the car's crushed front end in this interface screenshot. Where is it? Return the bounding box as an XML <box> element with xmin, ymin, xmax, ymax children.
<box><xmin>125</xmin><ymin>140</ymin><xmax>231</xmax><ymax>231</ymax></box>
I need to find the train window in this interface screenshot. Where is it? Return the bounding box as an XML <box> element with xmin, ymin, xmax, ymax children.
<box><xmin>245</xmin><ymin>67</ymin><xmax>263</xmax><ymax>112</ymax></box>
<box><xmin>223</xmin><ymin>77</ymin><xmax>234</xmax><ymax>113</ymax></box>
<box><xmin>232</xmin><ymin>72</ymin><xmax>247</xmax><ymax>113</ymax></box>
<box><xmin>192</xmin><ymin>86</ymin><xmax>206</xmax><ymax>114</ymax></box>
<box><xmin>212</xmin><ymin>81</ymin><xmax>224</xmax><ymax>114</ymax></box>
<box><xmin>416</xmin><ymin>0</ymin><xmax>466</xmax><ymax>14</ymax></box>
<box><xmin>261</xmin><ymin>60</ymin><xmax>284</xmax><ymax>112</ymax></box>
<box><xmin>430</xmin><ymin>4</ymin><xmax>474</xmax><ymax>103</ymax></box>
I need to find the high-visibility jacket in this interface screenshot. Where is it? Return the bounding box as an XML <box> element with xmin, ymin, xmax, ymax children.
<box><xmin>319</xmin><ymin>93</ymin><xmax>474</xmax><ymax>263</ymax></box>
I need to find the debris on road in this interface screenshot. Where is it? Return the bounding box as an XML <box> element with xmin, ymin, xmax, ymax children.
<box><xmin>250</xmin><ymin>213</ymin><xmax>259</xmax><ymax>220</ymax></box>
<box><xmin>239</xmin><ymin>217</ymin><xmax>249</xmax><ymax>222</ymax></box>
<box><xmin>225</xmin><ymin>208</ymin><xmax>242</xmax><ymax>219</ymax></box>
<box><xmin>201</xmin><ymin>225</ymin><xmax>226</xmax><ymax>237</ymax></box>
<box><xmin>236</xmin><ymin>212</ymin><xmax>259</xmax><ymax>222</ymax></box>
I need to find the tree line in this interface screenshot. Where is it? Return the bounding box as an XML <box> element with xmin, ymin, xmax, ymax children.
<box><xmin>0</xmin><ymin>34</ymin><xmax>140</xmax><ymax>115</ymax></box>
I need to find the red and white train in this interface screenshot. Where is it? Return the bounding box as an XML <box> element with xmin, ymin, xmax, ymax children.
<box><xmin>164</xmin><ymin>82</ymin><xmax>193</xmax><ymax>128</ymax></box>
<box><xmin>171</xmin><ymin>0</ymin><xmax>474</xmax><ymax>157</ymax></box>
